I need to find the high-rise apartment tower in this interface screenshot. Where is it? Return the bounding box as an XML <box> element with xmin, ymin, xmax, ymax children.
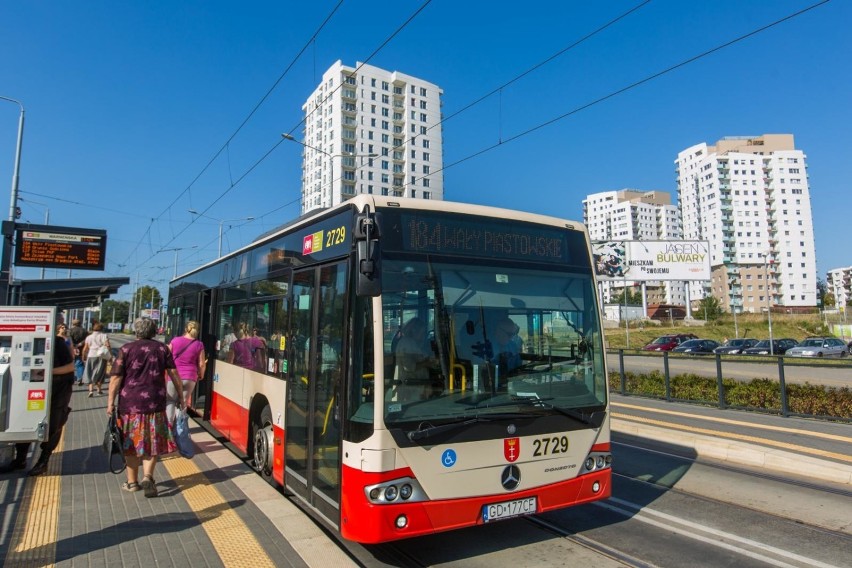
<box><xmin>296</xmin><ymin>60</ymin><xmax>444</xmax><ymax>214</ymax></box>
<box><xmin>675</xmin><ymin>134</ymin><xmax>816</xmax><ymax>313</ymax></box>
<box><xmin>583</xmin><ymin>189</ymin><xmax>685</xmax><ymax>306</ymax></box>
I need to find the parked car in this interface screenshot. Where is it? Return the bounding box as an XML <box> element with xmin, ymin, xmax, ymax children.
<box><xmin>785</xmin><ymin>337</ymin><xmax>849</xmax><ymax>358</ymax></box>
<box><xmin>742</xmin><ymin>338</ymin><xmax>798</xmax><ymax>355</ymax></box>
<box><xmin>672</xmin><ymin>339</ymin><xmax>720</xmax><ymax>355</ymax></box>
<box><xmin>713</xmin><ymin>338</ymin><xmax>759</xmax><ymax>355</ymax></box>
<box><xmin>641</xmin><ymin>333</ymin><xmax>699</xmax><ymax>351</ymax></box>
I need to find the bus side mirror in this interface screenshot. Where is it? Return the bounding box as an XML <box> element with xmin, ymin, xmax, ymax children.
<box><xmin>354</xmin><ymin>209</ymin><xmax>382</xmax><ymax>297</ymax></box>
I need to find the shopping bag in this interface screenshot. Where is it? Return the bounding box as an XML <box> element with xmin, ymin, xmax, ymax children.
<box><xmin>175</xmin><ymin>410</ymin><xmax>194</xmax><ymax>458</ymax></box>
<box><xmin>101</xmin><ymin>412</ymin><xmax>126</xmax><ymax>474</ymax></box>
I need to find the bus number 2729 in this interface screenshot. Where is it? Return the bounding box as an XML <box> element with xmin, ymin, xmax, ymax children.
<box><xmin>532</xmin><ymin>435</ymin><xmax>569</xmax><ymax>456</ymax></box>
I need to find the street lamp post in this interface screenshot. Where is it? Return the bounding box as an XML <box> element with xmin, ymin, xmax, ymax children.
<box><xmin>159</xmin><ymin>246</ymin><xmax>198</xmax><ymax>279</ymax></box>
<box><xmin>282</xmin><ymin>133</ymin><xmax>377</xmax><ymax>210</ymax></box>
<box><xmin>1</xmin><ymin>96</ymin><xmax>25</xmax><ymax>305</ymax></box>
<box><xmin>1</xmin><ymin>96</ymin><xmax>24</xmax><ymax>224</ymax></box>
<box><xmin>187</xmin><ymin>210</ymin><xmax>255</xmax><ymax>257</ymax></box>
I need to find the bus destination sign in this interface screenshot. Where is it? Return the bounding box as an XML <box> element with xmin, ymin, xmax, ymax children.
<box><xmin>14</xmin><ymin>224</ymin><xmax>107</xmax><ymax>271</ymax></box>
<box><xmin>392</xmin><ymin>212</ymin><xmax>574</xmax><ymax>264</ymax></box>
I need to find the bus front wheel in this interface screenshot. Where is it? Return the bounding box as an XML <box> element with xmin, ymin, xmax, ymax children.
<box><xmin>253</xmin><ymin>405</ymin><xmax>274</xmax><ymax>482</ymax></box>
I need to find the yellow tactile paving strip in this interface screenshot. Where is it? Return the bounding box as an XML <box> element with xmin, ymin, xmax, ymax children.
<box><xmin>161</xmin><ymin>455</ymin><xmax>276</xmax><ymax>568</ymax></box>
<box><xmin>5</xmin><ymin>431</ymin><xmax>65</xmax><ymax>567</ymax></box>
<box><xmin>5</xmin><ymin>433</ymin><xmax>277</xmax><ymax>567</ymax></box>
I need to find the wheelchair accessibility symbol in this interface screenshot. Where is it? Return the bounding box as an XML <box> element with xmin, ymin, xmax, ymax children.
<box><xmin>441</xmin><ymin>449</ymin><xmax>457</xmax><ymax>468</ymax></box>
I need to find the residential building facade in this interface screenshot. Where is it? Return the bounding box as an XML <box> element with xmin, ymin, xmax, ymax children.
<box><xmin>826</xmin><ymin>267</ymin><xmax>852</xmax><ymax>308</ymax></box>
<box><xmin>296</xmin><ymin>60</ymin><xmax>444</xmax><ymax>213</ymax></box>
<box><xmin>583</xmin><ymin>189</ymin><xmax>685</xmax><ymax>306</ymax></box>
<box><xmin>675</xmin><ymin>134</ymin><xmax>816</xmax><ymax>313</ymax></box>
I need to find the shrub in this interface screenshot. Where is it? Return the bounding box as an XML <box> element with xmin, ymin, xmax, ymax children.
<box><xmin>609</xmin><ymin>371</ymin><xmax>851</xmax><ymax>419</ymax></box>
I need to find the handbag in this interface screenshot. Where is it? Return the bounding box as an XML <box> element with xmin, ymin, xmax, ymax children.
<box><xmin>90</xmin><ymin>336</ymin><xmax>112</xmax><ymax>360</ymax></box>
<box><xmin>102</xmin><ymin>411</ymin><xmax>126</xmax><ymax>474</ymax></box>
<box><xmin>175</xmin><ymin>409</ymin><xmax>194</xmax><ymax>458</ymax></box>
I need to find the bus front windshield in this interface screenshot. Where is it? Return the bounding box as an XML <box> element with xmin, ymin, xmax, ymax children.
<box><xmin>379</xmin><ymin>256</ymin><xmax>606</xmax><ymax>431</ymax></box>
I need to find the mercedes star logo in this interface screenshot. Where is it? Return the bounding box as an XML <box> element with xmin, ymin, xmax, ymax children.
<box><xmin>501</xmin><ymin>465</ymin><xmax>521</xmax><ymax>490</ymax></box>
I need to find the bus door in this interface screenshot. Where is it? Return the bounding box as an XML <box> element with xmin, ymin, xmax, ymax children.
<box><xmin>286</xmin><ymin>262</ymin><xmax>347</xmax><ymax>524</ymax></box>
<box><xmin>196</xmin><ymin>288</ymin><xmax>213</xmax><ymax>419</ymax></box>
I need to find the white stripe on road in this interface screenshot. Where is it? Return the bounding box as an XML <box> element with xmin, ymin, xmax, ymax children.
<box><xmin>595</xmin><ymin>497</ymin><xmax>840</xmax><ymax>568</ymax></box>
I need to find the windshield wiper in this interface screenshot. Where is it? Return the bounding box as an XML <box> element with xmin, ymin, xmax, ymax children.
<box><xmin>407</xmin><ymin>417</ymin><xmax>490</xmax><ymax>441</ymax></box>
<box><xmin>406</xmin><ymin>412</ymin><xmax>529</xmax><ymax>441</ymax></box>
<box><xmin>512</xmin><ymin>396</ymin><xmax>606</xmax><ymax>427</ymax></box>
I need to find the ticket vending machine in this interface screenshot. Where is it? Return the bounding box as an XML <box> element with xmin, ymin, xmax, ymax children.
<box><xmin>0</xmin><ymin>306</ymin><xmax>56</xmax><ymax>444</ymax></box>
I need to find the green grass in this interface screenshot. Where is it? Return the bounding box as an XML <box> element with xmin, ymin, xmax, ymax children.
<box><xmin>604</xmin><ymin>313</ymin><xmax>836</xmax><ymax>351</ymax></box>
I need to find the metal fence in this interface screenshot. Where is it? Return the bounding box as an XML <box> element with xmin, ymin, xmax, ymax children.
<box><xmin>609</xmin><ymin>349</ymin><xmax>851</xmax><ymax>422</ymax></box>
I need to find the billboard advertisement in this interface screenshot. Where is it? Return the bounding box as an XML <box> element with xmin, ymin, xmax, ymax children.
<box><xmin>592</xmin><ymin>240</ymin><xmax>710</xmax><ymax>281</ymax></box>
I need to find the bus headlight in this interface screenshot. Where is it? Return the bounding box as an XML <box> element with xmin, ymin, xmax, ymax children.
<box><xmin>584</xmin><ymin>452</ymin><xmax>612</xmax><ymax>473</ymax></box>
<box><xmin>384</xmin><ymin>485</ymin><xmax>399</xmax><ymax>501</ymax></box>
<box><xmin>364</xmin><ymin>477</ymin><xmax>427</xmax><ymax>504</ymax></box>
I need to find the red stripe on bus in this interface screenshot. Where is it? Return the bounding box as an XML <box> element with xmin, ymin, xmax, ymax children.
<box><xmin>210</xmin><ymin>391</ymin><xmax>250</xmax><ymax>453</ymax></box>
<box><xmin>339</xmin><ymin>465</ymin><xmax>611</xmax><ymax>543</ymax></box>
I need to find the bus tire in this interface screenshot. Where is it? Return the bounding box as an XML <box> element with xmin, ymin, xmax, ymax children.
<box><xmin>253</xmin><ymin>405</ymin><xmax>274</xmax><ymax>482</ymax></box>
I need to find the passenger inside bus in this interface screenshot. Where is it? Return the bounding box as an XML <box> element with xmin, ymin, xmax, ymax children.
<box><xmin>392</xmin><ymin>317</ymin><xmax>438</xmax><ymax>401</ymax></box>
<box><xmin>228</xmin><ymin>323</ymin><xmax>266</xmax><ymax>370</ymax></box>
<box><xmin>490</xmin><ymin>317</ymin><xmax>523</xmax><ymax>372</ymax></box>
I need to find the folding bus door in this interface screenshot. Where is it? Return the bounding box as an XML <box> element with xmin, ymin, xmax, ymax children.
<box><xmin>285</xmin><ymin>262</ymin><xmax>347</xmax><ymax>526</ymax></box>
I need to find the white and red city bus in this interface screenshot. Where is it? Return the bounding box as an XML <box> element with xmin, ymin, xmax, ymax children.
<box><xmin>166</xmin><ymin>196</ymin><xmax>611</xmax><ymax>543</ymax></box>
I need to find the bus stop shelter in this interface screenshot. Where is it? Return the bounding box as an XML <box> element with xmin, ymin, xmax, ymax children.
<box><xmin>10</xmin><ymin>277</ymin><xmax>129</xmax><ymax>310</ymax></box>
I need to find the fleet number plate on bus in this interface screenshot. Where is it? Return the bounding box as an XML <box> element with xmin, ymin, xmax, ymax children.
<box><xmin>482</xmin><ymin>497</ymin><xmax>537</xmax><ymax>522</ymax></box>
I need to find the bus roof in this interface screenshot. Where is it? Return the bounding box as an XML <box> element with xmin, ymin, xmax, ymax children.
<box><xmin>172</xmin><ymin>196</ymin><xmax>588</xmax><ymax>281</ymax></box>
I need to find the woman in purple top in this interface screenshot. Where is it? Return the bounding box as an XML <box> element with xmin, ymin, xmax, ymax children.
<box><xmin>228</xmin><ymin>322</ymin><xmax>266</xmax><ymax>371</ymax></box>
<box><xmin>167</xmin><ymin>320</ymin><xmax>207</xmax><ymax>422</ymax></box>
<box><xmin>107</xmin><ymin>318</ymin><xmax>184</xmax><ymax>498</ymax></box>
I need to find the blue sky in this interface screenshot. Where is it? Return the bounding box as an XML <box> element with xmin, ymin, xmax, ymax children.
<box><xmin>0</xmin><ymin>0</ymin><xmax>848</xmax><ymax>303</ymax></box>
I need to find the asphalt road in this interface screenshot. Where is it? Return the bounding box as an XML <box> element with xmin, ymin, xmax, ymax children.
<box><xmin>366</xmin><ymin>440</ymin><xmax>852</xmax><ymax>567</ymax></box>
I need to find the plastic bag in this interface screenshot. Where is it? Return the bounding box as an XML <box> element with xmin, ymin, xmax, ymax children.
<box><xmin>175</xmin><ymin>410</ymin><xmax>194</xmax><ymax>458</ymax></box>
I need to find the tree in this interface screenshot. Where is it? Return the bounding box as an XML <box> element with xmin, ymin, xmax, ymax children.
<box><xmin>697</xmin><ymin>295</ymin><xmax>724</xmax><ymax>322</ymax></box>
<box><xmin>132</xmin><ymin>285</ymin><xmax>162</xmax><ymax>318</ymax></box>
<box><xmin>817</xmin><ymin>278</ymin><xmax>828</xmax><ymax>307</ymax></box>
<box><xmin>611</xmin><ymin>287</ymin><xmax>642</xmax><ymax>305</ymax></box>
<box><xmin>100</xmin><ymin>299</ymin><xmax>130</xmax><ymax>327</ymax></box>
<box><xmin>823</xmin><ymin>292</ymin><xmax>836</xmax><ymax>308</ymax></box>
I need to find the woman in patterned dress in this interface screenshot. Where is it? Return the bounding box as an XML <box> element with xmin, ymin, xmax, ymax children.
<box><xmin>107</xmin><ymin>318</ymin><xmax>184</xmax><ymax>497</ymax></box>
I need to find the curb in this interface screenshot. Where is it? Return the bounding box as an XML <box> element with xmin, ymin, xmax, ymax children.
<box><xmin>612</xmin><ymin>418</ymin><xmax>852</xmax><ymax>486</ymax></box>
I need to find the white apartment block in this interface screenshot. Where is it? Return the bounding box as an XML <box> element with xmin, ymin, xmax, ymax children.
<box><xmin>826</xmin><ymin>267</ymin><xmax>852</xmax><ymax>308</ymax></box>
<box><xmin>675</xmin><ymin>134</ymin><xmax>816</xmax><ymax>313</ymax></box>
<box><xmin>297</xmin><ymin>60</ymin><xmax>444</xmax><ymax>214</ymax></box>
<box><xmin>583</xmin><ymin>189</ymin><xmax>685</xmax><ymax>306</ymax></box>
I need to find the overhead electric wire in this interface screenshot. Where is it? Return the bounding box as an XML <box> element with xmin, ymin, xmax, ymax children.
<box><xmin>143</xmin><ymin>0</ymin><xmax>434</xmax><ymax>271</ymax></box>
<box><xmin>409</xmin><ymin>0</ymin><xmax>832</xmax><ymax>188</ymax></box>
<box><xmin>281</xmin><ymin>0</ymin><xmax>433</xmax><ymax>140</ymax></box>
<box><xmin>118</xmin><ymin>0</ymin><xmax>346</xmax><ymax>270</ymax></box>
